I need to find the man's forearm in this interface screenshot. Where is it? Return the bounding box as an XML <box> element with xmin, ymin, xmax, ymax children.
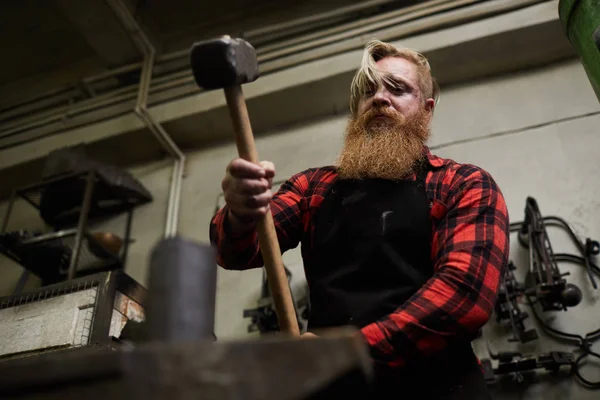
<box><xmin>210</xmin><ymin>169</ymin><xmax>313</xmax><ymax>271</ymax></box>
<box><xmin>227</xmin><ymin>208</ymin><xmax>257</xmax><ymax>235</ymax></box>
<box><xmin>360</xmin><ymin>266</ymin><xmax>495</xmax><ymax>368</ymax></box>
<box><xmin>209</xmin><ymin>205</ymin><xmax>263</xmax><ymax>270</ymax></box>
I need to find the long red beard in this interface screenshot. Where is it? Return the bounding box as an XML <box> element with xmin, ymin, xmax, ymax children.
<box><xmin>335</xmin><ymin>106</ymin><xmax>431</xmax><ymax>180</ymax></box>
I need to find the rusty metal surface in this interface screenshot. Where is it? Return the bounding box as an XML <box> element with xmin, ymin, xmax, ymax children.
<box><xmin>0</xmin><ymin>328</ymin><xmax>372</xmax><ymax>400</ymax></box>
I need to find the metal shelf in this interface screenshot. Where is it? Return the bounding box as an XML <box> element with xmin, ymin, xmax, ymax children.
<box><xmin>8</xmin><ymin>170</ymin><xmax>149</xmax><ymax>229</ymax></box>
<box><xmin>0</xmin><ymin>228</ymin><xmax>124</xmax><ymax>284</ymax></box>
<box><xmin>1</xmin><ymin>169</ymin><xmax>137</xmax><ymax>287</ymax></box>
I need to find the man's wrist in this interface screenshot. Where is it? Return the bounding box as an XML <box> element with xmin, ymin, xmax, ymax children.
<box><xmin>227</xmin><ymin>208</ymin><xmax>257</xmax><ymax>235</ymax></box>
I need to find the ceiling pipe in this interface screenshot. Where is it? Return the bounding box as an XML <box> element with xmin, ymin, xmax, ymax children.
<box><xmin>243</xmin><ymin>0</ymin><xmax>397</xmax><ymax>44</ymax></box>
<box><xmin>258</xmin><ymin>0</ymin><xmax>482</xmax><ymax>62</ymax></box>
<box><xmin>0</xmin><ymin>0</ymin><xmax>417</xmax><ymax>120</ymax></box>
<box><xmin>257</xmin><ymin>0</ymin><xmax>545</xmax><ymax>72</ymax></box>
<box><xmin>0</xmin><ymin>0</ymin><xmax>546</xmax><ymax>150</ymax></box>
<box><xmin>0</xmin><ymin>0</ymin><xmax>525</xmax><ymax>132</ymax></box>
<box><xmin>106</xmin><ymin>0</ymin><xmax>185</xmax><ymax>238</ymax></box>
<box><xmin>255</xmin><ymin>0</ymin><xmax>456</xmax><ymax>55</ymax></box>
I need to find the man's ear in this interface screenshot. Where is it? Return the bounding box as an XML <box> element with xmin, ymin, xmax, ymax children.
<box><xmin>425</xmin><ymin>98</ymin><xmax>435</xmax><ymax>113</ymax></box>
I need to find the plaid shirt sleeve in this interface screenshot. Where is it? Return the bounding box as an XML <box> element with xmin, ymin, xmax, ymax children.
<box><xmin>209</xmin><ymin>170</ymin><xmax>314</xmax><ymax>270</ymax></box>
<box><xmin>360</xmin><ymin>165</ymin><xmax>509</xmax><ymax>368</ymax></box>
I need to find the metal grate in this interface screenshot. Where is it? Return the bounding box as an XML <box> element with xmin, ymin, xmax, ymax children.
<box><xmin>0</xmin><ymin>279</ymin><xmax>100</xmax><ymax>357</ymax></box>
<box><xmin>73</xmin><ymin>285</ymin><xmax>99</xmax><ymax>347</ymax></box>
<box><xmin>0</xmin><ymin>279</ymin><xmax>98</xmax><ymax>310</ymax></box>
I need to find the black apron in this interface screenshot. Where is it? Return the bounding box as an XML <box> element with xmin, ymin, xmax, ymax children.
<box><xmin>306</xmin><ymin>164</ymin><xmax>491</xmax><ymax>399</ymax></box>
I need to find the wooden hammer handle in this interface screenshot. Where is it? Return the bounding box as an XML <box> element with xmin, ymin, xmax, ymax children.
<box><xmin>224</xmin><ymin>85</ymin><xmax>300</xmax><ymax>337</ymax></box>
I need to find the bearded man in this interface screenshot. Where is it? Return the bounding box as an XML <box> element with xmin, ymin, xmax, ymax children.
<box><xmin>210</xmin><ymin>39</ymin><xmax>509</xmax><ymax>399</ymax></box>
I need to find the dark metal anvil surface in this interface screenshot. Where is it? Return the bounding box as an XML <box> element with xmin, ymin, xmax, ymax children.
<box><xmin>0</xmin><ymin>237</ymin><xmax>373</xmax><ymax>399</ymax></box>
<box><xmin>0</xmin><ymin>328</ymin><xmax>372</xmax><ymax>400</ymax></box>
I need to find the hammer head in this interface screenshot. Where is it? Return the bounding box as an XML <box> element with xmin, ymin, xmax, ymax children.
<box><xmin>189</xmin><ymin>36</ymin><xmax>260</xmax><ymax>90</ymax></box>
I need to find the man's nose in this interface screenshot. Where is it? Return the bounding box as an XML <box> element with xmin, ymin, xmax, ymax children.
<box><xmin>373</xmin><ymin>88</ymin><xmax>391</xmax><ymax>107</ymax></box>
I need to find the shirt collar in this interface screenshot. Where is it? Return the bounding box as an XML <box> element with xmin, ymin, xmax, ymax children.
<box><xmin>422</xmin><ymin>146</ymin><xmax>447</xmax><ymax>169</ymax></box>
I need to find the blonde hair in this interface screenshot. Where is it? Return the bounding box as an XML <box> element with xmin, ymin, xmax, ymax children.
<box><xmin>349</xmin><ymin>39</ymin><xmax>440</xmax><ymax>115</ymax></box>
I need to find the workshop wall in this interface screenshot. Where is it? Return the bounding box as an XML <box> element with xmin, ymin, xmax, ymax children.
<box><xmin>1</xmin><ymin>56</ymin><xmax>599</xmax><ymax>397</ymax></box>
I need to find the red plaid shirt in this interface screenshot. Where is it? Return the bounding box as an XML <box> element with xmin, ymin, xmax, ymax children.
<box><xmin>209</xmin><ymin>147</ymin><xmax>509</xmax><ymax>368</ymax></box>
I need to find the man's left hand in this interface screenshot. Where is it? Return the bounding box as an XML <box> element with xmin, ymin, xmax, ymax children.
<box><xmin>301</xmin><ymin>332</ymin><xmax>318</xmax><ymax>339</ymax></box>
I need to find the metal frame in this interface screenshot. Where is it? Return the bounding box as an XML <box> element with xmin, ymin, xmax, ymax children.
<box><xmin>0</xmin><ymin>169</ymin><xmax>136</xmax><ymax>287</ymax></box>
<box><xmin>68</xmin><ymin>170</ymin><xmax>96</xmax><ymax>280</ymax></box>
<box><xmin>1</xmin><ymin>170</ymin><xmax>82</xmax><ymax>233</ymax></box>
<box><xmin>89</xmin><ymin>271</ymin><xmax>119</xmax><ymax>346</ymax></box>
<box><xmin>2</xmin><ymin>170</ymin><xmax>90</xmax><ymax>232</ymax></box>
<box><xmin>0</xmin><ymin>269</ymin><xmax>147</xmax><ymax>356</ymax></box>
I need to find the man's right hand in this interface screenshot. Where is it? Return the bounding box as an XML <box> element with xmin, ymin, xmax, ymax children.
<box><xmin>222</xmin><ymin>158</ymin><xmax>275</xmax><ymax>233</ymax></box>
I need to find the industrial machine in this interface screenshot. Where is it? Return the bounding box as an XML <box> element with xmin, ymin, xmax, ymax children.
<box><xmin>559</xmin><ymin>0</ymin><xmax>600</xmax><ymax>102</ymax></box>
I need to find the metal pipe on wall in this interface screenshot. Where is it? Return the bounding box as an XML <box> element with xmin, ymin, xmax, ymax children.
<box><xmin>259</xmin><ymin>0</ymin><xmax>545</xmax><ymax>72</ymax></box>
<box><xmin>255</xmin><ymin>0</ymin><xmax>456</xmax><ymax>55</ymax></box>
<box><xmin>0</xmin><ymin>0</ymin><xmax>430</xmax><ymax>126</ymax></box>
<box><xmin>0</xmin><ymin>0</ymin><xmax>393</xmax><ymax>119</ymax></box>
<box><xmin>0</xmin><ymin>64</ymin><xmax>194</xmax><ymax>140</ymax></box>
<box><xmin>243</xmin><ymin>0</ymin><xmax>397</xmax><ymax>44</ymax></box>
<box><xmin>258</xmin><ymin>0</ymin><xmax>482</xmax><ymax>62</ymax></box>
<box><xmin>106</xmin><ymin>0</ymin><xmax>185</xmax><ymax>238</ymax></box>
<box><xmin>1</xmin><ymin>0</ymin><xmax>544</xmax><ymax>152</ymax></box>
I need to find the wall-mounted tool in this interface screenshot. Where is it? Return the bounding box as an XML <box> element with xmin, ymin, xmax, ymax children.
<box><xmin>494</xmin><ymin>261</ymin><xmax>538</xmax><ymax>343</ymax></box>
<box><xmin>481</xmin><ymin>342</ymin><xmax>574</xmax><ymax>385</ymax></box>
<box><xmin>494</xmin><ymin>197</ymin><xmax>600</xmax><ymax>388</ymax></box>
<box><xmin>518</xmin><ymin>196</ymin><xmax>583</xmax><ymax>311</ymax></box>
<box><xmin>243</xmin><ymin>266</ymin><xmax>308</xmax><ymax>334</ymax></box>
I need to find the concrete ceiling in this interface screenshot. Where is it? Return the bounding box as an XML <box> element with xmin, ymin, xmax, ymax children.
<box><xmin>0</xmin><ymin>0</ymin><xmax>99</xmax><ymax>86</ymax></box>
<box><xmin>0</xmin><ymin>0</ymin><xmax>413</xmax><ymax>108</ymax></box>
<box><xmin>0</xmin><ymin>0</ymin><xmax>578</xmax><ymax>200</ymax></box>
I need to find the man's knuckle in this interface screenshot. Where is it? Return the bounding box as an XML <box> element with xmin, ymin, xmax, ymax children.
<box><xmin>244</xmin><ymin>195</ymin><xmax>256</xmax><ymax>208</ymax></box>
<box><xmin>223</xmin><ymin>192</ymin><xmax>236</xmax><ymax>205</ymax></box>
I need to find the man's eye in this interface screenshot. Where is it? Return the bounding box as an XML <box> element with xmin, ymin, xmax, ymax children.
<box><xmin>364</xmin><ymin>85</ymin><xmax>377</xmax><ymax>96</ymax></box>
<box><xmin>390</xmin><ymin>85</ymin><xmax>406</xmax><ymax>94</ymax></box>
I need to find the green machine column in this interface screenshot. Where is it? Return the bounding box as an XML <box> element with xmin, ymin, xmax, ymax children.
<box><xmin>559</xmin><ymin>0</ymin><xmax>600</xmax><ymax>102</ymax></box>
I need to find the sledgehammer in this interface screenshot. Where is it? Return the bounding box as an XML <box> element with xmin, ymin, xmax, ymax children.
<box><xmin>189</xmin><ymin>36</ymin><xmax>300</xmax><ymax>336</ymax></box>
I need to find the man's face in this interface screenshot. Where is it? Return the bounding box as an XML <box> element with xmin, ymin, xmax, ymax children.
<box><xmin>335</xmin><ymin>56</ymin><xmax>435</xmax><ymax>181</ymax></box>
<box><xmin>356</xmin><ymin>56</ymin><xmax>434</xmax><ymax>122</ymax></box>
